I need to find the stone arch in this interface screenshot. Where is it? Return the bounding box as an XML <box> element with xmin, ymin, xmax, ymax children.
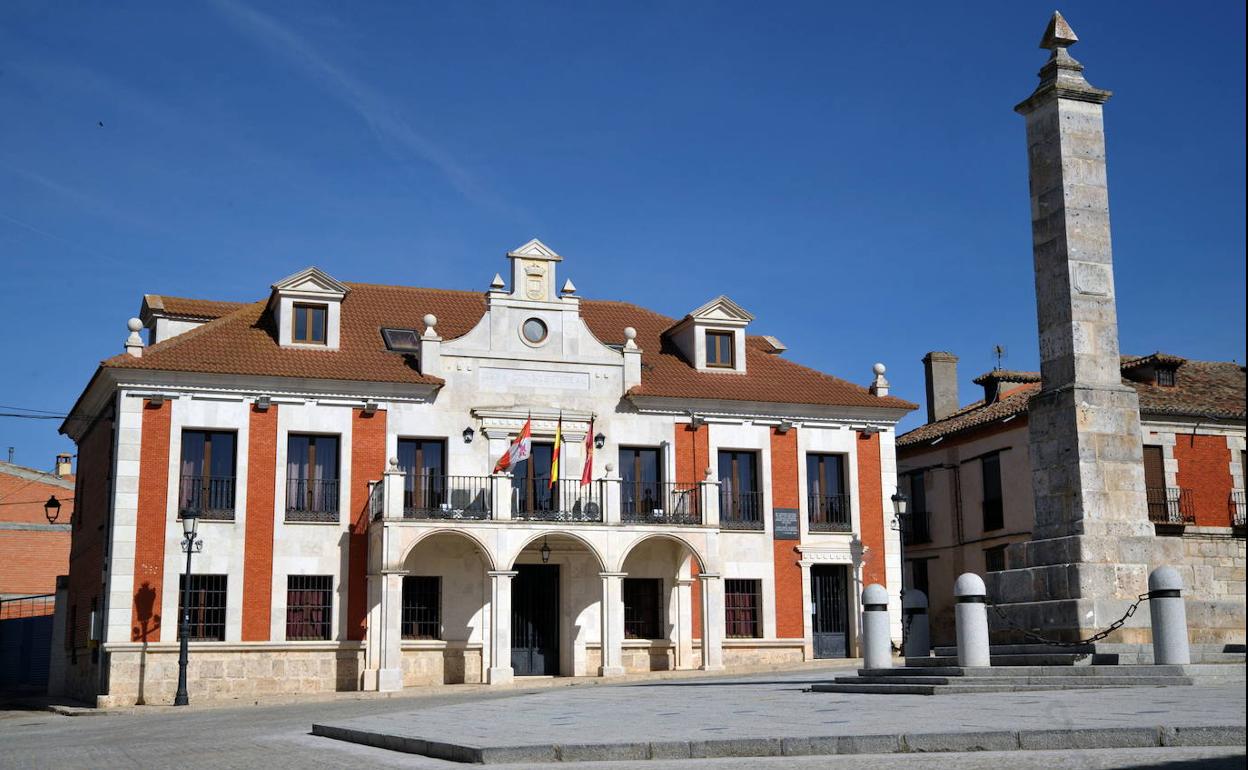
<box><xmin>400</xmin><ymin>527</ymin><xmax>497</xmax><ymax>572</ymax></box>
<box><xmin>505</xmin><ymin>530</ymin><xmax>607</xmax><ymax>572</ymax></box>
<box><xmin>617</xmin><ymin>532</ymin><xmax>708</xmax><ymax>574</ymax></box>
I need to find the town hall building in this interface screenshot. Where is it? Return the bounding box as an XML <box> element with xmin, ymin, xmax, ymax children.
<box><xmin>53</xmin><ymin>240</ymin><xmax>914</xmax><ymax>705</ymax></box>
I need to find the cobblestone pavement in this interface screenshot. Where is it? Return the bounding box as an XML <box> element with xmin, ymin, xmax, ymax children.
<box><xmin>0</xmin><ymin>669</ymin><xmax>1243</xmax><ymax>769</ymax></box>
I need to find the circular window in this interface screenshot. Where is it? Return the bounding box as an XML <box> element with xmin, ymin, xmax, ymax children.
<box><xmin>521</xmin><ymin>317</ymin><xmax>548</xmax><ymax>344</ymax></box>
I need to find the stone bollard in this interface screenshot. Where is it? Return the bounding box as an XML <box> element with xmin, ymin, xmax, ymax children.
<box><xmin>861</xmin><ymin>583</ymin><xmax>892</xmax><ymax>669</ymax></box>
<box><xmin>1148</xmin><ymin>566</ymin><xmax>1191</xmax><ymax>665</ymax></box>
<box><xmin>954</xmin><ymin>573</ymin><xmax>991</xmax><ymax>667</ymax></box>
<box><xmin>902</xmin><ymin>589</ymin><xmax>930</xmax><ymax>659</ymax></box>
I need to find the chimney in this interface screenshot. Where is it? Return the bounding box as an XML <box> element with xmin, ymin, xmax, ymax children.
<box><xmin>55</xmin><ymin>453</ymin><xmax>73</xmax><ymax>477</ymax></box>
<box><xmin>922</xmin><ymin>351</ymin><xmax>959</xmax><ymax>422</ymax></box>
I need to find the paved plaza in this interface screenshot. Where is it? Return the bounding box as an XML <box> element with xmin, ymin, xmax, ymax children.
<box><xmin>2</xmin><ymin>668</ymin><xmax>1244</xmax><ymax>769</ymax></box>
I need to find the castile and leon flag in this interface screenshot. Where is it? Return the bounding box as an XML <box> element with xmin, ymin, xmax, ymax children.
<box><xmin>492</xmin><ymin>416</ymin><xmax>532</xmax><ymax>473</ymax></box>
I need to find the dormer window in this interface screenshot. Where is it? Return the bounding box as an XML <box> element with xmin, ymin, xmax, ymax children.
<box><xmin>293</xmin><ymin>304</ymin><xmax>327</xmax><ymax>344</ymax></box>
<box><xmin>381</xmin><ymin>328</ymin><xmax>421</xmax><ymax>353</ymax></box>
<box><xmin>706</xmin><ymin>331</ymin><xmax>735</xmax><ymax>368</ymax></box>
<box><xmin>1155</xmin><ymin>367</ymin><xmax>1176</xmax><ymax>387</ymax></box>
<box><xmin>270</xmin><ymin>267</ymin><xmax>348</xmax><ymax>350</ymax></box>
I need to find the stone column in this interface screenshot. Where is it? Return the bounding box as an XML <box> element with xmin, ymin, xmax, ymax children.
<box><xmin>486</xmin><ymin>570</ymin><xmax>517</xmax><ymax>685</ymax></box>
<box><xmin>700</xmin><ymin>469</ymin><xmax>720</xmax><ymax>528</ymax></box>
<box><xmin>674</xmin><ymin>578</ymin><xmax>694</xmax><ymax>669</ymax></box>
<box><xmin>601</xmin><ymin>463</ymin><xmax>621</xmax><ymax>525</ymax></box>
<box><xmin>985</xmin><ymin>12</ymin><xmax>1155</xmax><ymax>644</ymax></box>
<box><xmin>362</xmin><ymin>572</ymin><xmax>403</xmax><ymax>691</ymax></box>
<box><xmin>383</xmin><ymin>459</ymin><xmax>405</xmax><ymax>519</ymax></box>
<box><xmin>599</xmin><ymin>572</ymin><xmax>626</xmax><ymax>676</ymax></box>
<box><xmin>491</xmin><ymin>472</ymin><xmax>513</xmax><ymax>521</ymax></box>
<box><xmin>698</xmin><ymin>573</ymin><xmax>725</xmax><ymax>671</ymax></box>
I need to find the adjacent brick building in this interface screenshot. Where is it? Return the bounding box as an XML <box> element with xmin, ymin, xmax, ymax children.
<box><xmin>897</xmin><ymin>352</ymin><xmax>1246</xmax><ymax>646</ymax></box>
<box><xmin>0</xmin><ymin>456</ymin><xmax>74</xmax><ymax>602</ymax></box>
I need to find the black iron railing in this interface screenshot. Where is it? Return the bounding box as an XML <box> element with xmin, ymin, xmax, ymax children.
<box><xmin>904</xmin><ymin>509</ymin><xmax>932</xmax><ymax>544</ymax></box>
<box><xmin>1231</xmin><ymin>490</ymin><xmax>1246</xmax><ymax>527</ymax></box>
<box><xmin>404</xmin><ymin>474</ymin><xmax>492</xmax><ymax>520</ymax></box>
<box><xmin>1146</xmin><ymin>486</ymin><xmax>1194</xmax><ymax>525</ymax></box>
<box><xmin>0</xmin><ymin>594</ymin><xmax>55</xmax><ymax>620</ymax></box>
<box><xmin>178</xmin><ymin>475</ymin><xmax>236</xmax><ymax>521</ymax></box>
<box><xmin>808</xmin><ymin>493</ymin><xmax>852</xmax><ymax>533</ymax></box>
<box><xmin>368</xmin><ymin>480</ymin><xmax>385</xmax><ymax>520</ymax></box>
<box><xmin>720</xmin><ymin>490</ymin><xmax>765</xmax><ymax>531</ymax></box>
<box><xmin>286</xmin><ymin>478</ymin><xmax>340</xmax><ymax>522</ymax></box>
<box><xmin>513</xmin><ymin>479</ymin><xmax>603</xmax><ymax>523</ymax></box>
<box><xmin>621</xmin><ymin>481</ymin><xmax>702</xmax><ymax>525</ymax></box>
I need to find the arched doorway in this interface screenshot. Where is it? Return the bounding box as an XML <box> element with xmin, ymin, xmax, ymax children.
<box><xmin>400</xmin><ymin>530</ymin><xmax>493</xmax><ymax>684</ymax></box>
<box><xmin>507</xmin><ymin>533</ymin><xmax>606</xmax><ymax>677</ymax></box>
<box><xmin>619</xmin><ymin>534</ymin><xmax>707</xmax><ymax>671</ymax></box>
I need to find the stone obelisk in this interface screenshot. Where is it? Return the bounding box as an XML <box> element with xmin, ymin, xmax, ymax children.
<box><xmin>987</xmin><ymin>12</ymin><xmax>1156</xmax><ymax>643</ymax></box>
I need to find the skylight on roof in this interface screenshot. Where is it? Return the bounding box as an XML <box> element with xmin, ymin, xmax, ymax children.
<box><xmin>381</xmin><ymin>328</ymin><xmax>421</xmax><ymax>353</ymax></box>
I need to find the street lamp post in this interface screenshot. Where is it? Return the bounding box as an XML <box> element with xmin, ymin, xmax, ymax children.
<box><xmin>174</xmin><ymin>510</ymin><xmax>203</xmax><ymax>707</ymax></box>
<box><xmin>890</xmin><ymin>492</ymin><xmax>910</xmax><ymax>651</ymax></box>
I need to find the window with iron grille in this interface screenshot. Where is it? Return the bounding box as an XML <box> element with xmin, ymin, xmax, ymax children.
<box><xmin>984</xmin><ymin>545</ymin><xmax>1008</xmax><ymax>573</ymax></box>
<box><xmin>981</xmin><ymin>452</ymin><xmax>1004</xmax><ymax>532</ymax></box>
<box><xmin>724</xmin><ymin>579</ymin><xmax>762</xmax><ymax>638</ymax></box>
<box><xmin>402</xmin><ymin>576</ymin><xmax>441</xmax><ymax>640</ymax></box>
<box><xmin>623</xmin><ymin>578</ymin><xmax>664</xmax><ymax>639</ymax></box>
<box><xmin>286</xmin><ymin>575</ymin><xmax>333</xmax><ymax>641</ymax></box>
<box><xmin>177</xmin><ymin>574</ymin><xmax>227</xmax><ymax>641</ymax></box>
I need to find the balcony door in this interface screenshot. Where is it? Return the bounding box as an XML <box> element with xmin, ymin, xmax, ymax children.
<box><xmin>512</xmin><ymin>442</ymin><xmax>556</xmax><ymax>514</ymax></box>
<box><xmin>398</xmin><ymin>439</ymin><xmax>446</xmax><ymax>513</ymax></box>
<box><xmin>620</xmin><ymin>447</ymin><xmax>662</xmax><ymax>517</ymax></box>
<box><xmin>718</xmin><ymin>450</ymin><xmax>760</xmax><ymax>525</ymax></box>
<box><xmin>179</xmin><ymin>431</ymin><xmax>236</xmax><ymax>519</ymax></box>
<box><xmin>807</xmin><ymin>453</ymin><xmax>848</xmax><ymax>531</ymax></box>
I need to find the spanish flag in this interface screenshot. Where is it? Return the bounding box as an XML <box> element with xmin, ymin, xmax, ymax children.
<box><xmin>548</xmin><ymin>414</ymin><xmax>563</xmax><ymax>488</ymax></box>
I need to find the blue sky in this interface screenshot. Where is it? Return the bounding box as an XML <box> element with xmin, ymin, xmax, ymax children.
<box><xmin>1</xmin><ymin>1</ymin><xmax>1244</xmax><ymax>471</ymax></box>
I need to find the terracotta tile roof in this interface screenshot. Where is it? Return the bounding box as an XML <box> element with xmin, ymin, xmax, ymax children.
<box><xmin>897</xmin><ymin>356</ymin><xmax>1246</xmax><ymax>449</ymax></box>
<box><xmin>143</xmin><ymin>295</ymin><xmax>246</xmax><ymax>320</ymax></box>
<box><xmin>100</xmin><ymin>284</ymin><xmax>915</xmax><ymax>411</ymax></box>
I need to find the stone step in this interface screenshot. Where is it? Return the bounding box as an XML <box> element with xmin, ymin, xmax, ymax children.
<box><xmin>809</xmin><ymin>682</ymin><xmax>1141</xmax><ymax>695</ymax></box>
<box><xmin>906</xmin><ymin>654</ymin><xmax>1091</xmax><ymax>667</ymax></box>
<box><xmin>932</xmin><ymin>644</ymin><xmax>1095</xmax><ymax>657</ymax></box>
<box><xmin>838</xmin><ymin>675</ymin><xmax>1194</xmax><ymax>687</ymax></box>
<box><xmin>856</xmin><ymin>664</ymin><xmax>1191</xmax><ymax>678</ymax></box>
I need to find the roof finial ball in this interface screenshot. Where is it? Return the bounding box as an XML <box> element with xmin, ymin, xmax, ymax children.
<box><xmin>870</xmin><ymin>362</ymin><xmax>890</xmax><ymax>397</ymax></box>
<box><xmin>124</xmin><ymin>317</ymin><xmax>145</xmax><ymax>358</ymax></box>
<box><xmin>422</xmin><ymin>314</ymin><xmax>438</xmax><ymax>337</ymax></box>
<box><xmin>623</xmin><ymin>326</ymin><xmax>638</xmax><ymax>350</ymax></box>
<box><xmin>873</xmin><ymin>362</ymin><xmax>887</xmax><ymax>377</ymax></box>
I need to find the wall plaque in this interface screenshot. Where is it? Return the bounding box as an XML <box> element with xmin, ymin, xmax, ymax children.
<box><xmin>773</xmin><ymin>507</ymin><xmax>800</xmax><ymax>540</ymax></box>
<box><xmin>479</xmin><ymin>367</ymin><xmax>589</xmax><ymax>392</ymax></box>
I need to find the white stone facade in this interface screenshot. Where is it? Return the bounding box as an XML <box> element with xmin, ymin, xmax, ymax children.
<box><xmin>59</xmin><ymin>240</ymin><xmax>912</xmax><ymax>705</ymax></box>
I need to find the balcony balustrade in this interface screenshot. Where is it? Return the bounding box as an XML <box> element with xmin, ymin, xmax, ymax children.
<box><xmin>178</xmin><ymin>475</ymin><xmax>236</xmax><ymax>521</ymax></box>
<box><xmin>621</xmin><ymin>481</ymin><xmax>702</xmax><ymax>526</ymax></box>
<box><xmin>1230</xmin><ymin>490</ymin><xmax>1246</xmax><ymax>528</ymax></box>
<box><xmin>404</xmin><ymin>473</ymin><xmax>492</xmax><ymax>520</ymax></box>
<box><xmin>719</xmin><ymin>490</ymin><xmax>765</xmax><ymax>531</ymax></box>
<box><xmin>903</xmin><ymin>509</ymin><xmax>932</xmax><ymax>544</ymax></box>
<box><xmin>1146</xmin><ymin>486</ymin><xmax>1194</xmax><ymax>525</ymax></box>
<box><xmin>286</xmin><ymin>478</ymin><xmax>340</xmax><ymax>523</ymax></box>
<box><xmin>512</xmin><ymin>479</ymin><xmax>604</xmax><ymax>523</ymax></box>
<box><xmin>807</xmin><ymin>493</ymin><xmax>852</xmax><ymax>533</ymax></box>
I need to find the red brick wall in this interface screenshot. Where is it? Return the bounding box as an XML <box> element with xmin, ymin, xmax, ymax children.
<box><xmin>131</xmin><ymin>400</ymin><xmax>171</xmax><ymax>642</ymax></box>
<box><xmin>0</xmin><ymin>472</ymin><xmax>72</xmax><ymax>596</ymax></box>
<box><xmin>348</xmin><ymin>408</ymin><xmax>387</xmax><ymax>640</ymax></box>
<box><xmin>66</xmin><ymin>407</ymin><xmax>113</xmax><ymax>660</ymax></box>
<box><xmin>856</xmin><ymin>432</ymin><xmax>887</xmax><ymax>587</ymax></box>
<box><xmin>1174</xmin><ymin>434</ymin><xmax>1234</xmax><ymax>527</ymax></box>
<box><xmin>242</xmin><ymin>405</ymin><xmax>278</xmax><ymax>641</ymax></box>
<box><xmin>674</xmin><ymin>422</ymin><xmax>709</xmax><ymax>637</ymax></box>
<box><xmin>770</xmin><ymin>428</ymin><xmax>804</xmax><ymax>638</ymax></box>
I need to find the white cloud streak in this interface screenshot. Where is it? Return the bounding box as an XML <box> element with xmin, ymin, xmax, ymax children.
<box><xmin>211</xmin><ymin>0</ymin><xmax>525</xmax><ymax>221</ymax></box>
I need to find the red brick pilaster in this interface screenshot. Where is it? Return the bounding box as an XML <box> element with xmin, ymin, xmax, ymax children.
<box><xmin>131</xmin><ymin>400</ymin><xmax>171</xmax><ymax>642</ymax></box>
<box><xmin>242</xmin><ymin>405</ymin><xmax>278</xmax><ymax>641</ymax></box>
<box><xmin>348</xmin><ymin>408</ymin><xmax>387</xmax><ymax>640</ymax></box>
<box><xmin>675</xmin><ymin>422</ymin><xmax>709</xmax><ymax>636</ymax></box>
<box><xmin>856</xmin><ymin>432</ymin><xmax>887</xmax><ymax>588</ymax></box>
<box><xmin>770</xmin><ymin>428</ymin><xmax>804</xmax><ymax>638</ymax></box>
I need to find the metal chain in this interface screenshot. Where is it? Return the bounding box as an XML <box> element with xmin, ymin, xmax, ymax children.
<box><xmin>984</xmin><ymin>592</ymin><xmax>1150</xmax><ymax>648</ymax></box>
